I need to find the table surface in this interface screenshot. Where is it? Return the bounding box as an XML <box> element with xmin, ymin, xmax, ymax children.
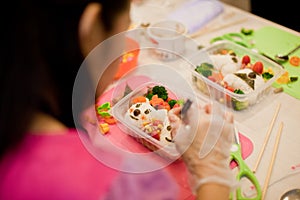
<box><xmin>112</xmin><ymin>1</ymin><xmax>300</xmax><ymax>199</ymax></box>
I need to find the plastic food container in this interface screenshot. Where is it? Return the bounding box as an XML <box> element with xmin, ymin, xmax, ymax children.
<box><xmin>188</xmin><ymin>41</ymin><xmax>285</xmax><ymax>111</ymax></box>
<box><xmin>112</xmin><ymin>81</ymin><xmax>196</xmax><ymax>160</ymax></box>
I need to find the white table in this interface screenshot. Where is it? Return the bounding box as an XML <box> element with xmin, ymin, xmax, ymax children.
<box><xmin>126</xmin><ymin>1</ymin><xmax>300</xmax><ymax>199</ymax></box>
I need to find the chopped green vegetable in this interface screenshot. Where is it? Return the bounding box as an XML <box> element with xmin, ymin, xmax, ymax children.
<box><xmin>262</xmin><ymin>72</ymin><xmax>274</xmax><ymax>80</ymax></box>
<box><xmin>96</xmin><ymin>102</ymin><xmax>111</xmax><ymax>117</ymax></box>
<box><xmin>146</xmin><ymin>85</ymin><xmax>168</xmax><ymax>101</ymax></box>
<box><xmin>176</xmin><ymin>99</ymin><xmax>185</xmax><ymax>106</ymax></box>
<box><xmin>290</xmin><ymin>76</ymin><xmax>298</xmax><ymax>82</ymax></box>
<box><xmin>241</xmin><ymin>28</ymin><xmax>254</xmax><ymax>36</ymax></box>
<box><xmin>97</xmin><ymin>102</ymin><xmax>111</xmax><ymax>110</ymax></box>
<box><xmin>168</xmin><ymin>99</ymin><xmax>177</xmax><ymax>108</ymax></box>
<box><xmin>97</xmin><ymin>111</ymin><xmax>111</xmax><ymax>117</ymax></box>
<box><xmin>234</xmin><ymin>89</ymin><xmax>245</xmax><ymax>94</ymax></box>
<box><xmin>195</xmin><ymin>63</ymin><xmax>214</xmax><ymax>77</ymax></box>
<box><xmin>145</xmin><ymin>93</ymin><xmax>154</xmax><ymax>100</ymax></box>
<box><xmin>231</xmin><ymin>99</ymin><xmax>249</xmax><ymax>111</ymax></box>
<box><xmin>231</xmin><ymin>90</ymin><xmax>247</xmax><ymax>110</ymax></box>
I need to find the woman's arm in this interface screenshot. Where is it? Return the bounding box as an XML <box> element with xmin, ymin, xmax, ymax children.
<box><xmin>196</xmin><ymin>183</ymin><xmax>230</xmax><ymax>200</ymax></box>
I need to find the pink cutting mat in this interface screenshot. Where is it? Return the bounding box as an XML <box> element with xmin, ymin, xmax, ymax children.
<box><xmin>97</xmin><ymin>75</ymin><xmax>253</xmax><ymax>199</ymax></box>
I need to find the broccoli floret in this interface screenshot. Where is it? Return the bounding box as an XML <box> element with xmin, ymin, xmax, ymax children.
<box><xmin>168</xmin><ymin>99</ymin><xmax>177</xmax><ymax>108</ymax></box>
<box><xmin>146</xmin><ymin>85</ymin><xmax>169</xmax><ymax>101</ymax></box>
<box><xmin>145</xmin><ymin>93</ymin><xmax>154</xmax><ymax>100</ymax></box>
<box><xmin>195</xmin><ymin>63</ymin><xmax>213</xmax><ymax>77</ymax></box>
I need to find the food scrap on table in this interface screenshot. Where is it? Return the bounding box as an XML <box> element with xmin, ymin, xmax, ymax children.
<box><xmin>276</xmin><ymin>71</ymin><xmax>298</xmax><ymax>84</ymax></box>
<box><xmin>98</xmin><ymin>123</ymin><xmax>110</xmax><ymax>134</ymax></box>
<box><xmin>289</xmin><ymin>56</ymin><xmax>300</xmax><ymax>67</ymax></box>
<box><xmin>95</xmin><ymin>102</ymin><xmax>117</xmax><ymax>134</ymax></box>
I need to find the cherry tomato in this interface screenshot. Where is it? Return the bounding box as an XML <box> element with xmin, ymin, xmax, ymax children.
<box><xmin>242</xmin><ymin>55</ymin><xmax>251</xmax><ymax>65</ymax></box>
<box><xmin>252</xmin><ymin>61</ymin><xmax>264</xmax><ymax>74</ymax></box>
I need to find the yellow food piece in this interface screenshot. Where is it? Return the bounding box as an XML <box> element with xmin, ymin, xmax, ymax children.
<box><xmin>99</xmin><ymin>123</ymin><xmax>110</xmax><ymax>134</ymax></box>
<box><xmin>264</xmin><ymin>67</ymin><xmax>274</xmax><ymax>74</ymax></box>
<box><xmin>276</xmin><ymin>71</ymin><xmax>289</xmax><ymax>84</ymax></box>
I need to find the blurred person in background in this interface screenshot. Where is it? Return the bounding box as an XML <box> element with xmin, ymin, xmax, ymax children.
<box><xmin>251</xmin><ymin>0</ymin><xmax>299</xmax><ymax>32</ymax></box>
<box><xmin>0</xmin><ymin>0</ymin><xmax>235</xmax><ymax>199</ymax></box>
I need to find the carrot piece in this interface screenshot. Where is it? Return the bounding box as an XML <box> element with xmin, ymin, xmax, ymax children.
<box><xmin>149</xmin><ymin>95</ymin><xmax>164</xmax><ymax>106</ymax></box>
<box><xmin>132</xmin><ymin>96</ymin><xmax>147</xmax><ymax>104</ymax></box>
<box><xmin>103</xmin><ymin>116</ymin><xmax>116</xmax><ymax>124</ymax></box>
<box><xmin>162</xmin><ymin>101</ymin><xmax>171</xmax><ymax>111</ymax></box>
<box><xmin>289</xmin><ymin>56</ymin><xmax>300</xmax><ymax>66</ymax></box>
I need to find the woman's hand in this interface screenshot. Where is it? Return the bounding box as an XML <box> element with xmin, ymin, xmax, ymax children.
<box><xmin>168</xmin><ymin>102</ymin><xmax>237</xmax><ymax>194</ymax></box>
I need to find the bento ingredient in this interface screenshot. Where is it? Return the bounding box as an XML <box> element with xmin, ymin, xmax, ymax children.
<box><xmin>242</xmin><ymin>55</ymin><xmax>251</xmax><ymax>65</ymax></box>
<box><xmin>223</xmin><ymin>68</ymin><xmax>265</xmax><ymax>93</ymax></box>
<box><xmin>274</xmin><ymin>87</ymin><xmax>284</xmax><ymax>93</ymax></box>
<box><xmin>290</xmin><ymin>76</ymin><xmax>298</xmax><ymax>82</ymax></box>
<box><xmin>168</xmin><ymin>99</ymin><xmax>178</xmax><ymax>109</ymax></box>
<box><xmin>252</xmin><ymin>61</ymin><xmax>264</xmax><ymax>74</ymax></box>
<box><xmin>132</xmin><ymin>96</ymin><xmax>147</xmax><ymax>104</ymax></box>
<box><xmin>231</xmin><ymin>98</ymin><xmax>249</xmax><ymax>111</ymax></box>
<box><xmin>99</xmin><ymin>123</ymin><xmax>110</xmax><ymax>134</ymax></box>
<box><xmin>146</xmin><ymin>85</ymin><xmax>169</xmax><ymax>101</ymax></box>
<box><xmin>150</xmin><ymin>95</ymin><xmax>171</xmax><ymax>111</ymax></box>
<box><xmin>276</xmin><ymin>71</ymin><xmax>290</xmax><ymax>84</ymax></box>
<box><xmin>241</xmin><ymin>28</ymin><xmax>254</xmax><ymax>36</ymax></box>
<box><xmin>289</xmin><ymin>56</ymin><xmax>300</xmax><ymax>66</ymax></box>
<box><xmin>125</xmin><ymin>99</ymin><xmax>173</xmax><ymax>144</ymax></box>
<box><xmin>103</xmin><ymin>116</ymin><xmax>116</xmax><ymax>124</ymax></box>
<box><xmin>262</xmin><ymin>72</ymin><xmax>274</xmax><ymax>80</ymax></box>
<box><xmin>195</xmin><ymin>63</ymin><xmax>213</xmax><ymax>77</ymax></box>
<box><xmin>96</xmin><ymin>102</ymin><xmax>112</xmax><ymax>117</ymax></box>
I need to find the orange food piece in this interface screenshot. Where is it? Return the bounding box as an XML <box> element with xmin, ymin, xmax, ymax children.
<box><xmin>149</xmin><ymin>95</ymin><xmax>164</xmax><ymax>106</ymax></box>
<box><xmin>211</xmin><ymin>71</ymin><xmax>224</xmax><ymax>82</ymax></box>
<box><xmin>289</xmin><ymin>56</ymin><xmax>300</xmax><ymax>66</ymax></box>
<box><xmin>149</xmin><ymin>95</ymin><xmax>171</xmax><ymax>110</ymax></box>
<box><xmin>161</xmin><ymin>101</ymin><xmax>171</xmax><ymax>111</ymax></box>
<box><xmin>132</xmin><ymin>96</ymin><xmax>147</xmax><ymax>104</ymax></box>
<box><xmin>276</xmin><ymin>71</ymin><xmax>290</xmax><ymax>84</ymax></box>
<box><xmin>99</xmin><ymin>123</ymin><xmax>110</xmax><ymax>134</ymax></box>
<box><xmin>103</xmin><ymin>116</ymin><xmax>116</xmax><ymax>124</ymax></box>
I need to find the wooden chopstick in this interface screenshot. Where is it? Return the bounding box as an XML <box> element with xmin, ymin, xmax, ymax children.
<box><xmin>189</xmin><ymin>18</ymin><xmax>248</xmax><ymax>38</ymax></box>
<box><xmin>261</xmin><ymin>122</ymin><xmax>284</xmax><ymax>200</ymax></box>
<box><xmin>252</xmin><ymin>103</ymin><xmax>281</xmax><ymax>173</ymax></box>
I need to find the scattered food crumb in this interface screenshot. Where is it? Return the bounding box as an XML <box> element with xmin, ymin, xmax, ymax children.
<box><xmin>99</xmin><ymin>123</ymin><xmax>110</xmax><ymax>134</ymax></box>
<box><xmin>274</xmin><ymin>87</ymin><xmax>284</xmax><ymax>94</ymax></box>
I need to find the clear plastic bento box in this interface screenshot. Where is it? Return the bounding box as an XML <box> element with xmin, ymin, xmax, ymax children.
<box><xmin>187</xmin><ymin>41</ymin><xmax>285</xmax><ymax>111</ymax></box>
<box><xmin>112</xmin><ymin>81</ymin><xmax>197</xmax><ymax>160</ymax></box>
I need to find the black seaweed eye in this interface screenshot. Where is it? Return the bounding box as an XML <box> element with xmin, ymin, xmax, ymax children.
<box><xmin>232</xmin><ymin>57</ymin><xmax>238</xmax><ymax>63</ymax></box>
<box><xmin>135</xmin><ymin>103</ymin><xmax>141</xmax><ymax>108</ymax></box>
<box><xmin>144</xmin><ymin>109</ymin><xmax>150</xmax><ymax>114</ymax></box>
<box><xmin>133</xmin><ymin>109</ymin><xmax>140</xmax><ymax>116</ymax></box>
<box><xmin>248</xmin><ymin>72</ymin><xmax>256</xmax><ymax>79</ymax></box>
<box><xmin>167</xmin><ymin>125</ymin><xmax>171</xmax><ymax>131</ymax></box>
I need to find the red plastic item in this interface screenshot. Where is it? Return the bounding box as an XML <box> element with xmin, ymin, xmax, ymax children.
<box><xmin>114</xmin><ymin>37</ymin><xmax>140</xmax><ymax>80</ymax></box>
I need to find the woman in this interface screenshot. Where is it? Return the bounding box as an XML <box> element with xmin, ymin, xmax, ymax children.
<box><xmin>0</xmin><ymin>0</ymin><xmax>235</xmax><ymax>199</ymax></box>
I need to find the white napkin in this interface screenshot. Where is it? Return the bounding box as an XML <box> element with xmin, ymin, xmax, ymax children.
<box><xmin>168</xmin><ymin>0</ymin><xmax>224</xmax><ymax>34</ymax></box>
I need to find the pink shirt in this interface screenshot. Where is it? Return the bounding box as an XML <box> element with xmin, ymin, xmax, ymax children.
<box><xmin>0</xmin><ymin>129</ymin><xmax>178</xmax><ymax>200</ymax></box>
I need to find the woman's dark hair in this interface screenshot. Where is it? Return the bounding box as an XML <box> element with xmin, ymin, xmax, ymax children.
<box><xmin>0</xmin><ymin>0</ymin><xmax>130</xmax><ymax>157</ymax></box>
